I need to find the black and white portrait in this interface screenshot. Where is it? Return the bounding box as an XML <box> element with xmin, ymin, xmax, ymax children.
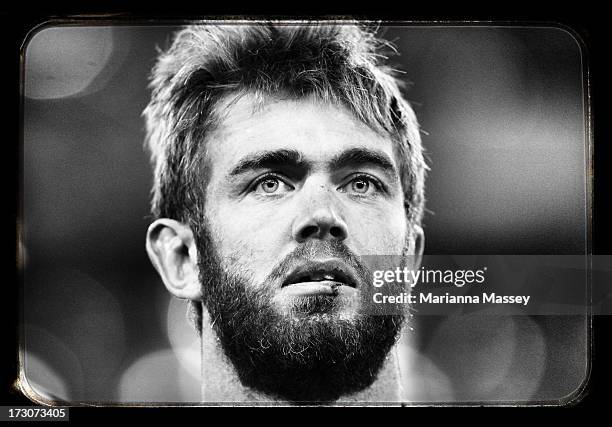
<box><xmin>20</xmin><ymin>21</ymin><xmax>590</xmax><ymax>405</ymax></box>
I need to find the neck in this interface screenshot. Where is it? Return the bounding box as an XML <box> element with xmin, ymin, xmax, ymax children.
<box><xmin>199</xmin><ymin>308</ymin><xmax>406</xmax><ymax>405</ymax></box>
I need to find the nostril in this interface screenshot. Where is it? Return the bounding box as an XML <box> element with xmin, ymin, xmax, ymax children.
<box><xmin>300</xmin><ymin>225</ymin><xmax>319</xmax><ymax>240</ymax></box>
<box><xmin>329</xmin><ymin>226</ymin><xmax>345</xmax><ymax>239</ymax></box>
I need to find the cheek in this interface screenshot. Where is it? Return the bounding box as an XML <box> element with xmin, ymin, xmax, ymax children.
<box><xmin>208</xmin><ymin>202</ymin><xmax>293</xmax><ymax>282</ymax></box>
<box><xmin>345</xmin><ymin>205</ymin><xmax>408</xmax><ymax>255</ymax></box>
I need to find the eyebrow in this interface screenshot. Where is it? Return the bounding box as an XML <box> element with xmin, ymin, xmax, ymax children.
<box><xmin>228</xmin><ymin>149</ymin><xmax>307</xmax><ymax>177</ymax></box>
<box><xmin>227</xmin><ymin>147</ymin><xmax>398</xmax><ymax>180</ymax></box>
<box><xmin>329</xmin><ymin>148</ymin><xmax>398</xmax><ymax>179</ymax></box>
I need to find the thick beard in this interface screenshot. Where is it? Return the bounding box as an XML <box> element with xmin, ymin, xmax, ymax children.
<box><xmin>195</xmin><ymin>224</ymin><xmax>405</xmax><ymax>403</ymax></box>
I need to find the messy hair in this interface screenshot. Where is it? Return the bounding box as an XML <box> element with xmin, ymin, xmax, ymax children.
<box><xmin>143</xmin><ymin>22</ymin><xmax>427</xmax><ymax>227</ymax></box>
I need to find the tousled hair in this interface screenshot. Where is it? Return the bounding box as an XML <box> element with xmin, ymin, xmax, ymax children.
<box><xmin>143</xmin><ymin>22</ymin><xmax>427</xmax><ymax>227</ymax></box>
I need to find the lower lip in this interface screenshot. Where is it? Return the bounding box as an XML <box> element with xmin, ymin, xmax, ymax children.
<box><xmin>280</xmin><ymin>281</ymin><xmax>355</xmax><ymax>297</ymax></box>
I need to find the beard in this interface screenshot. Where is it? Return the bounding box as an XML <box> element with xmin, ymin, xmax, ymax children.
<box><xmin>195</xmin><ymin>224</ymin><xmax>405</xmax><ymax>403</ymax></box>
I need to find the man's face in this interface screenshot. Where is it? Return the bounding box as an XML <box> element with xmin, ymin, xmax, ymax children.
<box><xmin>205</xmin><ymin>95</ymin><xmax>410</xmax><ymax>299</ymax></box>
<box><xmin>195</xmin><ymin>95</ymin><xmax>416</xmax><ymax>401</ymax></box>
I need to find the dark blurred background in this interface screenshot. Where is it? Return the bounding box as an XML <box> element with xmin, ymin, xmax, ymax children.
<box><xmin>21</xmin><ymin>24</ymin><xmax>588</xmax><ymax>403</ymax></box>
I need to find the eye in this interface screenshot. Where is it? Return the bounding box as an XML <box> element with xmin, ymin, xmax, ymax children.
<box><xmin>340</xmin><ymin>174</ymin><xmax>383</xmax><ymax>197</ymax></box>
<box><xmin>251</xmin><ymin>174</ymin><xmax>294</xmax><ymax>195</ymax></box>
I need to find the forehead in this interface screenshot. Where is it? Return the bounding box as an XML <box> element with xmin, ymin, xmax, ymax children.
<box><xmin>205</xmin><ymin>94</ymin><xmax>397</xmax><ymax>174</ymax></box>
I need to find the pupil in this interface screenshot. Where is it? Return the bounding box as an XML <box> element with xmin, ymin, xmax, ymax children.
<box><xmin>354</xmin><ymin>180</ymin><xmax>368</xmax><ymax>192</ymax></box>
<box><xmin>263</xmin><ymin>179</ymin><xmax>278</xmax><ymax>192</ymax></box>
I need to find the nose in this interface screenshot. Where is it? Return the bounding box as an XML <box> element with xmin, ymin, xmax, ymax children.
<box><xmin>292</xmin><ymin>187</ymin><xmax>349</xmax><ymax>243</ymax></box>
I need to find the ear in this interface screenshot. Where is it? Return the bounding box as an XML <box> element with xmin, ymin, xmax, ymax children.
<box><xmin>411</xmin><ymin>224</ymin><xmax>425</xmax><ymax>270</ymax></box>
<box><xmin>146</xmin><ymin>218</ymin><xmax>201</xmax><ymax>300</ymax></box>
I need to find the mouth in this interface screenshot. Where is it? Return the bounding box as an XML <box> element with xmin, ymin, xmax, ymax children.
<box><xmin>282</xmin><ymin>260</ymin><xmax>359</xmax><ymax>290</ymax></box>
